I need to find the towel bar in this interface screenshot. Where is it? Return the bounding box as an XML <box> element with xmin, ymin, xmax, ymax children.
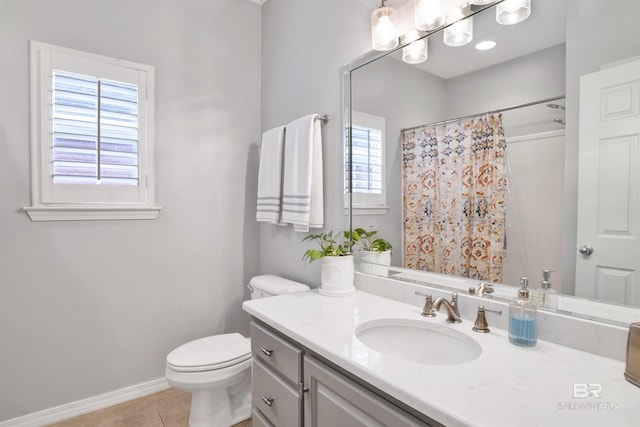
<box><xmin>316</xmin><ymin>114</ymin><xmax>329</xmax><ymax>125</ymax></box>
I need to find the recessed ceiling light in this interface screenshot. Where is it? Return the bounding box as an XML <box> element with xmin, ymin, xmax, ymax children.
<box><xmin>475</xmin><ymin>40</ymin><xmax>496</xmax><ymax>51</ymax></box>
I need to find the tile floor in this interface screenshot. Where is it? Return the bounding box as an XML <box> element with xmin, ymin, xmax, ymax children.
<box><xmin>49</xmin><ymin>388</ymin><xmax>252</xmax><ymax>427</ymax></box>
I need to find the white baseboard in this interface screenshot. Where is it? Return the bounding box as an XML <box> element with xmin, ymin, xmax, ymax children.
<box><xmin>0</xmin><ymin>377</ymin><xmax>170</xmax><ymax>427</ymax></box>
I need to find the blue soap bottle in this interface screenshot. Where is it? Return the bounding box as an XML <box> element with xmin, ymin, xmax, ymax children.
<box><xmin>508</xmin><ymin>277</ymin><xmax>537</xmax><ymax>347</ymax></box>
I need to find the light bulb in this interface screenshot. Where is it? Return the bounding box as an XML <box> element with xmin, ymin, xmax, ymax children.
<box><xmin>371</xmin><ymin>5</ymin><xmax>399</xmax><ymax>51</ymax></box>
<box><xmin>376</xmin><ymin>16</ymin><xmax>393</xmax><ymax>40</ymax></box>
<box><xmin>444</xmin><ymin>6</ymin><xmax>473</xmax><ymax>47</ymax></box>
<box><xmin>414</xmin><ymin>0</ymin><xmax>445</xmax><ymax>31</ymax></box>
<box><xmin>403</xmin><ymin>37</ymin><xmax>428</xmax><ymax>64</ymax></box>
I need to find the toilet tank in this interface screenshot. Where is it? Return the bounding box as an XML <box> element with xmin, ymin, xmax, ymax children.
<box><xmin>249</xmin><ymin>274</ymin><xmax>310</xmax><ymax>299</ymax></box>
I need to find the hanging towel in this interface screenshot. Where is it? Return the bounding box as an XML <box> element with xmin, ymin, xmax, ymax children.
<box><xmin>282</xmin><ymin>114</ymin><xmax>324</xmax><ymax>232</ymax></box>
<box><xmin>256</xmin><ymin>126</ymin><xmax>286</xmax><ymax>224</ymax></box>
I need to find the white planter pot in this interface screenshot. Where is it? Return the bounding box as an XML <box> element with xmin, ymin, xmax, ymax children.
<box><xmin>319</xmin><ymin>255</ymin><xmax>355</xmax><ymax>297</ymax></box>
<box><xmin>357</xmin><ymin>250</ymin><xmax>391</xmax><ymax>276</ymax></box>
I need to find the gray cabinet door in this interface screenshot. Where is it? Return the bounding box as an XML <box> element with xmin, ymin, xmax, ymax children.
<box><xmin>303</xmin><ymin>356</ymin><xmax>435</xmax><ymax>427</ymax></box>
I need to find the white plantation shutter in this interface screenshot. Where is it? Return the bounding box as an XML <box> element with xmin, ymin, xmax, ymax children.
<box><xmin>350</xmin><ymin>125</ymin><xmax>383</xmax><ymax>194</ymax></box>
<box><xmin>52</xmin><ymin>71</ymin><xmax>140</xmax><ymax>185</ymax></box>
<box><xmin>345</xmin><ymin>111</ymin><xmax>387</xmax><ymax>213</ymax></box>
<box><xmin>26</xmin><ymin>41</ymin><xmax>160</xmax><ymax>221</ymax></box>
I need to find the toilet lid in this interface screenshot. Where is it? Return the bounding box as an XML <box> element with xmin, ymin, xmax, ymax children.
<box><xmin>167</xmin><ymin>333</ymin><xmax>251</xmax><ymax>372</ymax></box>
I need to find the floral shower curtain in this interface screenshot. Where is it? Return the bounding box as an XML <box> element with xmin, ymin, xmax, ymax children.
<box><xmin>401</xmin><ymin>114</ymin><xmax>507</xmax><ymax>282</ymax></box>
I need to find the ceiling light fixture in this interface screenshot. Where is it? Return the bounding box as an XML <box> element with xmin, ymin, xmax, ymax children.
<box><xmin>402</xmin><ymin>31</ymin><xmax>429</xmax><ymax>64</ymax></box>
<box><xmin>475</xmin><ymin>40</ymin><xmax>496</xmax><ymax>50</ymax></box>
<box><xmin>414</xmin><ymin>0</ymin><xmax>445</xmax><ymax>31</ymax></box>
<box><xmin>496</xmin><ymin>0</ymin><xmax>531</xmax><ymax>25</ymax></box>
<box><xmin>444</xmin><ymin>5</ymin><xmax>473</xmax><ymax>47</ymax></box>
<box><xmin>371</xmin><ymin>0</ymin><xmax>399</xmax><ymax>51</ymax></box>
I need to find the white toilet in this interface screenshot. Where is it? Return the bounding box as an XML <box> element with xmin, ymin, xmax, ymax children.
<box><xmin>165</xmin><ymin>275</ymin><xmax>310</xmax><ymax>427</ymax></box>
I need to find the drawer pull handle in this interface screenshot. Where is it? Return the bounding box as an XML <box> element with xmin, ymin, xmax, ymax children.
<box><xmin>261</xmin><ymin>396</ymin><xmax>274</xmax><ymax>407</ymax></box>
<box><xmin>260</xmin><ymin>347</ymin><xmax>273</xmax><ymax>357</ymax></box>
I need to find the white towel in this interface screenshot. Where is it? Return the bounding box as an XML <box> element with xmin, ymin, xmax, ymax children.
<box><xmin>256</xmin><ymin>126</ymin><xmax>286</xmax><ymax>224</ymax></box>
<box><xmin>282</xmin><ymin>114</ymin><xmax>324</xmax><ymax>232</ymax></box>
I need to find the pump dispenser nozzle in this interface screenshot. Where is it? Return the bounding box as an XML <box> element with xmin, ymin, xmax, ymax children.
<box><xmin>518</xmin><ymin>277</ymin><xmax>530</xmax><ymax>298</ymax></box>
<box><xmin>541</xmin><ymin>269</ymin><xmax>552</xmax><ymax>289</ymax></box>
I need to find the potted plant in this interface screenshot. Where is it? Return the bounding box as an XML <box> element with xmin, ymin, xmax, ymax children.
<box><xmin>303</xmin><ymin>231</ymin><xmax>355</xmax><ymax>297</ymax></box>
<box><xmin>348</xmin><ymin>228</ymin><xmax>393</xmax><ymax>275</ymax></box>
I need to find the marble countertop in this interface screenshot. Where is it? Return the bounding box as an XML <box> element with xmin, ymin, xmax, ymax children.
<box><xmin>242</xmin><ymin>289</ymin><xmax>640</xmax><ymax>427</ymax></box>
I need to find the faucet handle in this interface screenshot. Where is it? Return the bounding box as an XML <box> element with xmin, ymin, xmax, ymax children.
<box><xmin>450</xmin><ymin>292</ymin><xmax>461</xmax><ymax>317</ymax></box>
<box><xmin>478</xmin><ymin>282</ymin><xmax>495</xmax><ymax>296</ymax></box>
<box><xmin>472</xmin><ymin>305</ymin><xmax>503</xmax><ymax>333</ymax></box>
<box><xmin>415</xmin><ymin>291</ymin><xmax>436</xmax><ymax>317</ymax></box>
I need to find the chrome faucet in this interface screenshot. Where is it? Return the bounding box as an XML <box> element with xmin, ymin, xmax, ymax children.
<box><xmin>433</xmin><ymin>293</ymin><xmax>462</xmax><ymax>323</ymax></box>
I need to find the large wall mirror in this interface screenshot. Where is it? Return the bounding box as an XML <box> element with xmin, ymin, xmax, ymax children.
<box><xmin>346</xmin><ymin>0</ymin><xmax>640</xmax><ymax>325</ymax></box>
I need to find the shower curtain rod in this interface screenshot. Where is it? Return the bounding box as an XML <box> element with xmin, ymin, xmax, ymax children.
<box><xmin>400</xmin><ymin>95</ymin><xmax>566</xmax><ymax>132</ymax></box>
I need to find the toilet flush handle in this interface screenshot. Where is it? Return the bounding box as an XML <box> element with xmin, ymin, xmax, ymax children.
<box><xmin>260</xmin><ymin>347</ymin><xmax>273</xmax><ymax>357</ymax></box>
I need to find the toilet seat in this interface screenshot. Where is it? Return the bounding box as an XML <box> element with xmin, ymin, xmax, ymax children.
<box><xmin>167</xmin><ymin>333</ymin><xmax>251</xmax><ymax>373</ymax></box>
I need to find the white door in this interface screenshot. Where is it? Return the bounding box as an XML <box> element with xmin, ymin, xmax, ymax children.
<box><xmin>575</xmin><ymin>59</ymin><xmax>640</xmax><ymax>305</ymax></box>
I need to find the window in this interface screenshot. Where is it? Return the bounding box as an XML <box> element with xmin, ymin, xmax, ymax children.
<box><xmin>25</xmin><ymin>41</ymin><xmax>160</xmax><ymax>221</ymax></box>
<box><xmin>344</xmin><ymin>111</ymin><xmax>388</xmax><ymax>214</ymax></box>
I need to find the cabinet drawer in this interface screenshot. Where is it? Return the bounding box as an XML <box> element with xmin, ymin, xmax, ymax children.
<box><xmin>253</xmin><ymin>358</ymin><xmax>300</xmax><ymax>427</ymax></box>
<box><xmin>251</xmin><ymin>408</ymin><xmax>274</xmax><ymax>427</ymax></box>
<box><xmin>251</xmin><ymin>320</ymin><xmax>303</xmax><ymax>384</ymax></box>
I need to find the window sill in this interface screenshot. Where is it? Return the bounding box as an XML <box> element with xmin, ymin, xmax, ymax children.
<box><xmin>23</xmin><ymin>205</ymin><xmax>163</xmax><ymax>221</ymax></box>
<box><xmin>345</xmin><ymin>205</ymin><xmax>390</xmax><ymax>216</ymax></box>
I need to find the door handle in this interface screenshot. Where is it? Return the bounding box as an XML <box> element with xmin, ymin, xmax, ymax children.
<box><xmin>578</xmin><ymin>245</ymin><xmax>594</xmax><ymax>256</ymax></box>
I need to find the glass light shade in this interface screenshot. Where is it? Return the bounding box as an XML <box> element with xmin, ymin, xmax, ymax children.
<box><xmin>444</xmin><ymin>7</ymin><xmax>473</xmax><ymax>47</ymax></box>
<box><xmin>470</xmin><ymin>0</ymin><xmax>495</xmax><ymax>5</ymax></box>
<box><xmin>371</xmin><ymin>6</ymin><xmax>399</xmax><ymax>51</ymax></box>
<box><xmin>403</xmin><ymin>38</ymin><xmax>428</xmax><ymax>64</ymax></box>
<box><xmin>496</xmin><ymin>0</ymin><xmax>531</xmax><ymax>25</ymax></box>
<box><xmin>414</xmin><ymin>0</ymin><xmax>445</xmax><ymax>31</ymax></box>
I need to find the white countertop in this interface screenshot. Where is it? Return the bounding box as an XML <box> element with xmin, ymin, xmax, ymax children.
<box><xmin>242</xmin><ymin>289</ymin><xmax>640</xmax><ymax>427</ymax></box>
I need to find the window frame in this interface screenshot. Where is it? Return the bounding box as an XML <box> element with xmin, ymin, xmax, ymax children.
<box><xmin>345</xmin><ymin>110</ymin><xmax>389</xmax><ymax>215</ymax></box>
<box><xmin>25</xmin><ymin>41</ymin><xmax>161</xmax><ymax>221</ymax></box>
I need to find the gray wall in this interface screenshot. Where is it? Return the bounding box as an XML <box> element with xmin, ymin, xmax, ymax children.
<box><xmin>259</xmin><ymin>0</ymin><xmax>372</xmax><ymax>285</ymax></box>
<box><xmin>446</xmin><ymin>43</ymin><xmax>566</xmax><ymax>135</ymax></box>
<box><xmin>0</xmin><ymin>0</ymin><xmax>261</xmax><ymax>421</ymax></box>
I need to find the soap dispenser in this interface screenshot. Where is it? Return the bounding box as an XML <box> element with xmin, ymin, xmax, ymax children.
<box><xmin>508</xmin><ymin>277</ymin><xmax>537</xmax><ymax>347</ymax></box>
<box><xmin>530</xmin><ymin>269</ymin><xmax>558</xmax><ymax>310</ymax></box>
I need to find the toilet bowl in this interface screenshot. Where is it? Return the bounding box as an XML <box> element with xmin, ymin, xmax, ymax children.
<box><xmin>165</xmin><ymin>275</ymin><xmax>309</xmax><ymax>427</ymax></box>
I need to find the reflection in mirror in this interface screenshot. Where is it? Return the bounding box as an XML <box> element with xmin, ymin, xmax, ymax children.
<box><xmin>346</xmin><ymin>0</ymin><xmax>640</xmax><ymax>324</ymax></box>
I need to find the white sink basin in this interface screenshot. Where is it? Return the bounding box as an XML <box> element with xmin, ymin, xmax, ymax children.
<box><xmin>355</xmin><ymin>318</ymin><xmax>481</xmax><ymax>365</ymax></box>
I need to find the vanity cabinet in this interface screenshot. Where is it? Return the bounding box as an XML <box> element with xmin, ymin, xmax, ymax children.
<box><xmin>304</xmin><ymin>356</ymin><xmax>434</xmax><ymax>427</ymax></box>
<box><xmin>250</xmin><ymin>319</ymin><xmax>439</xmax><ymax>427</ymax></box>
<box><xmin>251</xmin><ymin>320</ymin><xmax>304</xmax><ymax>427</ymax></box>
